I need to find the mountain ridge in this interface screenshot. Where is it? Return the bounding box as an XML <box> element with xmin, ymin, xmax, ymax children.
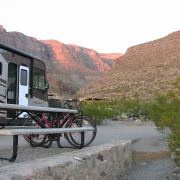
<box><xmin>78</xmin><ymin>31</ymin><xmax>180</xmax><ymax>99</ymax></box>
<box><xmin>0</xmin><ymin>25</ymin><xmax>122</xmax><ymax>97</ymax></box>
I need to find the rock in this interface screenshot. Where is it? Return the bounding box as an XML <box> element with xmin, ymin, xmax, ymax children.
<box><xmin>111</xmin><ymin>118</ymin><xmax>119</xmax><ymax>121</ymax></box>
<box><xmin>135</xmin><ymin>119</ymin><xmax>142</xmax><ymax>125</ymax></box>
<box><xmin>102</xmin><ymin>119</ymin><xmax>110</xmax><ymax>125</ymax></box>
<box><xmin>74</xmin><ymin>157</ymin><xmax>83</xmax><ymax>161</ymax></box>
<box><xmin>139</xmin><ymin>162</ymin><xmax>148</xmax><ymax>166</ymax></box>
<box><xmin>121</xmin><ymin>113</ymin><xmax>128</xmax><ymax>119</ymax></box>
<box><xmin>116</xmin><ymin>115</ymin><xmax>121</xmax><ymax>120</ymax></box>
<box><xmin>173</xmin><ymin>167</ymin><xmax>180</xmax><ymax>174</ymax></box>
<box><xmin>177</xmin><ymin>173</ymin><xmax>180</xmax><ymax>178</ymax></box>
<box><xmin>139</xmin><ymin>115</ymin><xmax>145</xmax><ymax>121</ymax></box>
<box><xmin>173</xmin><ymin>172</ymin><xmax>180</xmax><ymax>178</ymax></box>
<box><xmin>130</xmin><ymin>117</ymin><xmax>134</xmax><ymax>121</ymax></box>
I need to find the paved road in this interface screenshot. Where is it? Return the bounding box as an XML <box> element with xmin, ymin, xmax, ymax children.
<box><xmin>0</xmin><ymin>120</ymin><xmax>178</xmax><ymax>179</ymax></box>
<box><xmin>0</xmin><ymin>121</ymin><xmax>169</xmax><ymax>164</ymax></box>
<box><xmin>0</xmin><ymin>121</ymin><xmax>167</xmax><ymax>151</ymax></box>
<box><xmin>94</xmin><ymin>121</ymin><xmax>169</xmax><ymax>152</ymax></box>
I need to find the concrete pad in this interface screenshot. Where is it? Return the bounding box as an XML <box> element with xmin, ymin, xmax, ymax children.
<box><xmin>0</xmin><ymin>140</ymin><xmax>132</xmax><ymax>180</ymax></box>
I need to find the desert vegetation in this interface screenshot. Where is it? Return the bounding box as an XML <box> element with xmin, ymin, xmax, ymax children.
<box><xmin>148</xmin><ymin>78</ymin><xmax>180</xmax><ymax>166</ymax></box>
<box><xmin>83</xmin><ymin>78</ymin><xmax>180</xmax><ymax>166</ymax></box>
<box><xmin>83</xmin><ymin>98</ymin><xmax>148</xmax><ymax>123</ymax></box>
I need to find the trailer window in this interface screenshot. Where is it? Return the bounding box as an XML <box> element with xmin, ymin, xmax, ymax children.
<box><xmin>33</xmin><ymin>68</ymin><xmax>46</xmax><ymax>90</ymax></box>
<box><xmin>0</xmin><ymin>62</ymin><xmax>2</xmax><ymax>75</ymax></box>
<box><xmin>20</xmin><ymin>69</ymin><xmax>28</xmax><ymax>86</ymax></box>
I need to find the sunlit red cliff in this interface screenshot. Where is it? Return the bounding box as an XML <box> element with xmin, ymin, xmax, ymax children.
<box><xmin>0</xmin><ymin>25</ymin><xmax>122</xmax><ymax>96</ymax></box>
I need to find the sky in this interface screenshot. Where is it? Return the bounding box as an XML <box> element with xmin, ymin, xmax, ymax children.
<box><xmin>0</xmin><ymin>0</ymin><xmax>180</xmax><ymax>53</ymax></box>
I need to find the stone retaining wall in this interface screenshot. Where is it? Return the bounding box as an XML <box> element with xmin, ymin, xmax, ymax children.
<box><xmin>0</xmin><ymin>140</ymin><xmax>132</xmax><ymax>180</ymax></box>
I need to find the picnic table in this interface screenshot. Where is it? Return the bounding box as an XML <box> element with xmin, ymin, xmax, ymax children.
<box><xmin>0</xmin><ymin>103</ymin><xmax>95</xmax><ymax>162</ymax></box>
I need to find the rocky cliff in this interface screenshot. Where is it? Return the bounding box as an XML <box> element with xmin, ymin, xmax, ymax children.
<box><xmin>79</xmin><ymin>31</ymin><xmax>180</xmax><ymax>99</ymax></box>
<box><xmin>0</xmin><ymin>28</ymin><xmax>54</xmax><ymax>68</ymax></box>
<box><xmin>0</xmin><ymin>25</ymin><xmax>121</xmax><ymax>97</ymax></box>
<box><xmin>0</xmin><ymin>25</ymin><xmax>6</xmax><ymax>33</ymax></box>
<box><xmin>42</xmin><ymin>40</ymin><xmax>120</xmax><ymax>72</ymax></box>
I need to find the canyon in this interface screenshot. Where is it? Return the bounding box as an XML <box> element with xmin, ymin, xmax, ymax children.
<box><xmin>0</xmin><ymin>25</ymin><xmax>121</xmax><ymax>97</ymax></box>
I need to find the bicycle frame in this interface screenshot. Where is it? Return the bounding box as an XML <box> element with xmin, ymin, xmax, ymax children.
<box><xmin>32</xmin><ymin>112</ymin><xmax>75</xmax><ymax>129</ymax></box>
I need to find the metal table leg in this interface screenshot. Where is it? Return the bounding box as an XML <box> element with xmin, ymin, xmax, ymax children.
<box><xmin>0</xmin><ymin>135</ymin><xmax>18</xmax><ymax>162</ymax></box>
<box><xmin>80</xmin><ymin>132</ymin><xmax>85</xmax><ymax>149</ymax></box>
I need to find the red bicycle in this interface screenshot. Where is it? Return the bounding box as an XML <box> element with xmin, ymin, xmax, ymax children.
<box><xmin>23</xmin><ymin>112</ymin><xmax>97</xmax><ymax>148</ymax></box>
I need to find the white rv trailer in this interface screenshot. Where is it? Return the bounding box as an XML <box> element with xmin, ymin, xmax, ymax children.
<box><xmin>0</xmin><ymin>43</ymin><xmax>49</xmax><ymax>123</ymax></box>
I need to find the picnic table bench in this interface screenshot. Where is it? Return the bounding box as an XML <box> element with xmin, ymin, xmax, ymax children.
<box><xmin>0</xmin><ymin>103</ymin><xmax>95</xmax><ymax>162</ymax></box>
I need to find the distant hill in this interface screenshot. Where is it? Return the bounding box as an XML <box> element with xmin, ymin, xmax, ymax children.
<box><xmin>0</xmin><ymin>25</ymin><xmax>121</xmax><ymax>97</ymax></box>
<box><xmin>78</xmin><ymin>31</ymin><xmax>180</xmax><ymax>99</ymax></box>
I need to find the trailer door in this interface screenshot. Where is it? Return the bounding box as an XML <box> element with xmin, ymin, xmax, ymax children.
<box><xmin>19</xmin><ymin>66</ymin><xmax>29</xmax><ymax>107</ymax></box>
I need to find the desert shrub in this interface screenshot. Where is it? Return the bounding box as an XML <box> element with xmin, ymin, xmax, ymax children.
<box><xmin>115</xmin><ymin>98</ymin><xmax>149</xmax><ymax>118</ymax></box>
<box><xmin>147</xmin><ymin>78</ymin><xmax>180</xmax><ymax>166</ymax></box>
<box><xmin>82</xmin><ymin>98</ymin><xmax>149</xmax><ymax>124</ymax></box>
<box><xmin>82</xmin><ymin>101</ymin><xmax>119</xmax><ymax>124</ymax></box>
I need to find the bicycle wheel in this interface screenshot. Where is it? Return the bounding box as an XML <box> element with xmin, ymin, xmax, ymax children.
<box><xmin>40</xmin><ymin>135</ymin><xmax>53</xmax><ymax>148</ymax></box>
<box><xmin>65</xmin><ymin>116</ymin><xmax>97</xmax><ymax>147</ymax></box>
<box><xmin>23</xmin><ymin>118</ymin><xmax>46</xmax><ymax>147</ymax></box>
<box><xmin>29</xmin><ymin>134</ymin><xmax>47</xmax><ymax>147</ymax></box>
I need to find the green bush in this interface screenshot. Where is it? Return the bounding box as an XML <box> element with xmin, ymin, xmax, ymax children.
<box><xmin>147</xmin><ymin>78</ymin><xmax>180</xmax><ymax>166</ymax></box>
<box><xmin>82</xmin><ymin>98</ymin><xmax>149</xmax><ymax>124</ymax></box>
<box><xmin>82</xmin><ymin>101</ymin><xmax>119</xmax><ymax>124</ymax></box>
